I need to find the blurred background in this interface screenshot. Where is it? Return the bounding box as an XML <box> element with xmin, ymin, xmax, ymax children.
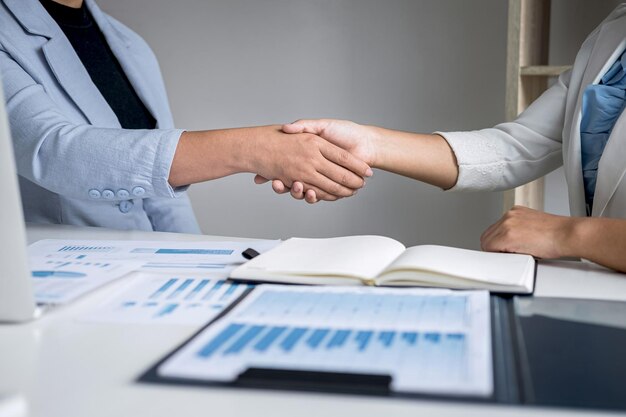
<box><xmin>100</xmin><ymin>0</ymin><xmax>622</xmax><ymax>248</ymax></box>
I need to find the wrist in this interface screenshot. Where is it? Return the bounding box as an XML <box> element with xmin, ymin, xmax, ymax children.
<box><xmin>366</xmin><ymin>125</ymin><xmax>387</xmax><ymax>169</ymax></box>
<box><xmin>558</xmin><ymin>216</ymin><xmax>588</xmax><ymax>258</ymax></box>
<box><xmin>238</xmin><ymin>126</ymin><xmax>275</xmax><ymax>174</ymax></box>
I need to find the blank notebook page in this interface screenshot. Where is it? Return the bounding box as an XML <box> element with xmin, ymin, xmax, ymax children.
<box><xmin>242</xmin><ymin>236</ymin><xmax>406</xmax><ymax>280</ymax></box>
<box><xmin>383</xmin><ymin>245</ymin><xmax>533</xmax><ymax>286</ymax></box>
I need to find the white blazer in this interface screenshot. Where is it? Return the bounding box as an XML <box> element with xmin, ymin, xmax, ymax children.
<box><xmin>440</xmin><ymin>4</ymin><xmax>626</xmax><ymax>219</ymax></box>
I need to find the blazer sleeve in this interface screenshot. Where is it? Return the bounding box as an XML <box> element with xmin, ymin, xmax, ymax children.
<box><xmin>0</xmin><ymin>46</ymin><xmax>186</xmax><ymax>202</ymax></box>
<box><xmin>437</xmin><ymin>70</ymin><xmax>570</xmax><ymax>192</ymax></box>
<box><xmin>143</xmin><ymin>194</ymin><xmax>201</xmax><ymax>234</ymax></box>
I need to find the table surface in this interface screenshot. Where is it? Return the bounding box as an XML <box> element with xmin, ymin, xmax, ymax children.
<box><xmin>2</xmin><ymin>223</ymin><xmax>626</xmax><ymax>417</ymax></box>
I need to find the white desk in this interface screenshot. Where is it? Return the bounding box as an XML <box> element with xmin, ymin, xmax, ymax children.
<box><xmin>2</xmin><ymin>224</ymin><xmax>626</xmax><ymax>417</ymax></box>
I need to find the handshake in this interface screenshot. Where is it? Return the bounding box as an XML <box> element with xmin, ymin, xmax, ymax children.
<box><xmin>252</xmin><ymin>119</ymin><xmax>379</xmax><ymax>204</ymax></box>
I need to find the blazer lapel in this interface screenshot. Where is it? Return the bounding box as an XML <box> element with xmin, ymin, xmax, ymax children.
<box><xmin>5</xmin><ymin>0</ymin><xmax>119</xmax><ymax>127</ymax></box>
<box><xmin>3</xmin><ymin>0</ymin><xmax>54</xmax><ymax>38</ymax></box>
<box><xmin>567</xmin><ymin>16</ymin><xmax>626</xmax><ymax>217</ymax></box>
<box><xmin>42</xmin><ymin>37</ymin><xmax>120</xmax><ymax>127</ymax></box>
<box><xmin>86</xmin><ymin>0</ymin><xmax>163</xmax><ymax>126</ymax></box>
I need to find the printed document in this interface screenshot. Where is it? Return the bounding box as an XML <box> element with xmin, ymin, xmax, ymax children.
<box><xmin>30</xmin><ymin>257</ymin><xmax>141</xmax><ymax>303</ymax></box>
<box><xmin>84</xmin><ymin>272</ymin><xmax>251</xmax><ymax>325</ymax></box>
<box><xmin>29</xmin><ymin>239</ymin><xmax>280</xmax><ymax>273</ymax></box>
<box><xmin>158</xmin><ymin>285</ymin><xmax>493</xmax><ymax>396</ymax></box>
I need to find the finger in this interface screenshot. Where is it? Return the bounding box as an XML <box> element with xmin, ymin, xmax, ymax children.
<box><xmin>282</xmin><ymin>119</ymin><xmax>329</xmax><ymax>135</ymax></box>
<box><xmin>254</xmin><ymin>174</ymin><xmax>270</xmax><ymax>184</ymax></box>
<box><xmin>480</xmin><ymin>221</ymin><xmax>501</xmax><ymax>245</ymax></box>
<box><xmin>307</xmin><ymin>172</ymin><xmax>357</xmax><ymax>198</ymax></box>
<box><xmin>317</xmin><ymin>162</ymin><xmax>365</xmax><ymax>191</ymax></box>
<box><xmin>299</xmin><ymin>183</ymin><xmax>338</xmax><ymax>202</ymax></box>
<box><xmin>320</xmin><ymin>142</ymin><xmax>373</xmax><ymax>179</ymax></box>
<box><xmin>305</xmin><ymin>189</ymin><xmax>318</xmax><ymax>204</ymax></box>
<box><xmin>290</xmin><ymin>181</ymin><xmax>305</xmax><ymax>200</ymax></box>
<box><xmin>481</xmin><ymin>228</ymin><xmax>504</xmax><ymax>252</ymax></box>
<box><xmin>271</xmin><ymin>180</ymin><xmax>289</xmax><ymax>194</ymax></box>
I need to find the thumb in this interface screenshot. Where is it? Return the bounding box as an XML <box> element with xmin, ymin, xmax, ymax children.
<box><xmin>282</xmin><ymin>119</ymin><xmax>328</xmax><ymax>135</ymax></box>
<box><xmin>254</xmin><ymin>174</ymin><xmax>269</xmax><ymax>184</ymax></box>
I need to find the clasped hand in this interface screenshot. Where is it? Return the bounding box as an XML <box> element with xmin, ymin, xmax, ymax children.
<box><xmin>255</xmin><ymin>120</ymin><xmax>376</xmax><ymax>203</ymax></box>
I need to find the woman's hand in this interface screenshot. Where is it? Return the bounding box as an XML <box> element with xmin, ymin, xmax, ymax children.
<box><xmin>481</xmin><ymin>205</ymin><xmax>626</xmax><ymax>273</ymax></box>
<box><xmin>254</xmin><ymin>120</ymin><xmax>380</xmax><ymax>203</ymax></box>
<box><xmin>170</xmin><ymin>125</ymin><xmax>372</xmax><ymax>202</ymax></box>
<box><xmin>254</xmin><ymin>119</ymin><xmax>458</xmax><ymax>203</ymax></box>
<box><xmin>250</xmin><ymin>125</ymin><xmax>373</xmax><ymax>201</ymax></box>
<box><xmin>480</xmin><ymin>206</ymin><xmax>578</xmax><ymax>258</ymax></box>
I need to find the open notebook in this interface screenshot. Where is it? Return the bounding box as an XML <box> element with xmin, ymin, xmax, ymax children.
<box><xmin>231</xmin><ymin>236</ymin><xmax>535</xmax><ymax>294</ymax></box>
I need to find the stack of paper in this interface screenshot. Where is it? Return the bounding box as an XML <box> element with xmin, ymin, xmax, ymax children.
<box><xmin>28</xmin><ymin>239</ymin><xmax>280</xmax><ymax>324</ymax></box>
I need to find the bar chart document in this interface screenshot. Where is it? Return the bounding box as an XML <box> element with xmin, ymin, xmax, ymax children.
<box><xmin>31</xmin><ymin>258</ymin><xmax>141</xmax><ymax>304</ymax></box>
<box><xmin>28</xmin><ymin>239</ymin><xmax>280</xmax><ymax>273</ymax></box>
<box><xmin>157</xmin><ymin>286</ymin><xmax>493</xmax><ymax>396</ymax></box>
<box><xmin>84</xmin><ymin>273</ymin><xmax>252</xmax><ymax>325</ymax></box>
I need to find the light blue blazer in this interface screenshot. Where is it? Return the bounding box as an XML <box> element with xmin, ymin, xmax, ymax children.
<box><xmin>0</xmin><ymin>0</ymin><xmax>201</xmax><ymax>233</ymax></box>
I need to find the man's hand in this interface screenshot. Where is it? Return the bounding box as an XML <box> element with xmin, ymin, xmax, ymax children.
<box><xmin>480</xmin><ymin>206</ymin><xmax>578</xmax><ymax>258</ymax></box>
<box><xmin>254</xmin><ymin>120</ymin><xmax>379</xmax><ymax>203</ymax></box>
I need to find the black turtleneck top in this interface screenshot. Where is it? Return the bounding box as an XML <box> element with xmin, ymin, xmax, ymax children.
<box><xmin>39</xmin><ymin>0</ymin><xmax>156</xmax><ymax>129</ymax></box>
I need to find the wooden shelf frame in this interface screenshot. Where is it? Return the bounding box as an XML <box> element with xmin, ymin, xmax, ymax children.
<box><xmin>520</xmin><ymin>65</ymin><xmax>572</xmax><ymax>76</ymax></box>
<box><xmin>503</xmin><ymin>0</ymin><xmax>559</xmax><ymax>211</ymax></box>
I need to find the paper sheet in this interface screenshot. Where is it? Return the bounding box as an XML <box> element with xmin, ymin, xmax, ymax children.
<box><xmin>83</xmin><ymin>272</ymin><xmax>252</xmax><ymax>325</ymax></box>
<box><xmin>30</xmin><ymin>258</ymin><xmax>141</xmax><ymax>304</ymax></box>
<box><xmin>28</xmin><ymin>239</ymin><xmax>281</xmax><ymax>273</ymax></box>
<box><xmin>157</xmin><ymin>285</ymin><xmax>493</xmax><ymax>396</ymax></box>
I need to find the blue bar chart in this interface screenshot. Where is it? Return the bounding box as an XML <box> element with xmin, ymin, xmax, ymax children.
<box><xmin>85</xmin><ymin>276</ymin><xmax>253</xmax><ymax>325</ymax></box>
<box><xmin>159</xmin><ymin>285</ymin><xmax>493</xmax><ymax>396</ymax></box>
<box><xmin>29</xmin><ymin>239</ymin><xmax>281</xmax><ymax>273</ymax></box>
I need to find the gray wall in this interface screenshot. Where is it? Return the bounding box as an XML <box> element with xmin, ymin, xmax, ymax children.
<box><xmin>98</xmin><ymin>0</ymin><xmax>615</xmax><ymax>246</ymax></box>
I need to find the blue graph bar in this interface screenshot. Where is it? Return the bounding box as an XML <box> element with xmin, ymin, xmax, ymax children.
<box><xmin>185</xmin><ymin>279</ymin><xmax>210</xmax><ymax>300</ymax></box>
<box><xmin>424</xmin><ymin>332</ymin><xmax>441</xmax><ymax>344</ymax></box>
<box><xmin>145</xmin><ymin>263</ymin><xmax>226</xmax><ymax>269</ymax></box>
<box><xmin>379</xmin><ymin>331</ymin><xmax>395</xmax><ymax>348</ymax></box>
<box><xmin>168</xmin><ymin>279</ymin><xmax>194</xmax><ymax>299</ymax></box>
<box><xmin>202</xmin><ymin>280</ymin><xmax>225</xmax><ymax>301</ymax></box>
<box><xmin>149</xmin><ymin>278</ymin><xmax>178</xmax><ymax>299</ymax></box>
<box><xmin>254</xmin><ymin>326</ymin><xmax>287</xmax><ymax>352</ymax></box>
<box><xmin>197</xmin><ymin>323</ymin><xmax>245</xmax><ymax>358</ymax></box>
<box><xmin>355</xmin><ymin>331</ymin><xmax>373</xmax><ymax>351</ymax></box>
<box><xmin>220</xmin><ymin>282</ymin><xmax>240</xmax><ymax>300</ymax></box>
<box><xmin>280</xmin><ymin>328</ymin><xmax>308</xmax><ymax>352</ymax></box>
<box><xmin>157</xmin><ymin>303</ymin><xmax>178</xmax><ymax>317</ymax></box>
<box><xmin>306</xmin><ymin>329</ymin><xmax>329</xmax><ymax>349</ymax></box>
<box><xmin>224</xmin><ymin>325</ymin><xmax>265</xmax><ymax>355</ymax></box>
<box><xmin>58</xmin><ymin>246</ymin><xmax>112</xmax><ymax>252</ymax></box>
<box><xmin>155</xmin><ymin>249</ymin><xmax>233</xmax><ymax>255</ymax></box>
<box><xmin>326</xmin><ymin>330</ymin><xmax>351</xmax><ymax>349</ymax></box>
<box><xmin>402</xmin><ymin>332</ymin><xmax>418</xmax><ymax>346</ymax></box>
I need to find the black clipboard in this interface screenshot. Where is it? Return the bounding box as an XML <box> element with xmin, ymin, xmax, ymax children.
<box><xmin>138</xmin><ymin>289</ymin><xmax>626</xmax><ymax>412</ymax></box>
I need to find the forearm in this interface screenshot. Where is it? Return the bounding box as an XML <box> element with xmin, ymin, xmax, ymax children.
<box><xmin>169</xmin><ymin>127</ymin><xmax>262</xmax><ymax>187</ymax></box>
<box><xmin>169</xmin><ymin>125</ymin><xmax>370</xmax><ymax>201</ymax></box>
<box><xmin>369</xmin><ymin>127</ymin><xmax>459</xmax><ymax>189</ymax></box>
<box><xmin>564</xmin><ymin>217</ymin><xmax>626</xmax><ymax>273</ymax></box>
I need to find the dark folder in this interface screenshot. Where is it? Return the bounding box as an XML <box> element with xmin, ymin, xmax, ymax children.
<box><xmin>139</xmin><ymin>292</ymin><xmax>626</xmax><ymax>412</ymax></box>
